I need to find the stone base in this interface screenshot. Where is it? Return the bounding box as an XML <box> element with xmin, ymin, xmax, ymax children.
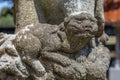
<box><xmin>109</xmin><ymin>63</ymin><xmax>120</xmax><ymax>80</ymax></box>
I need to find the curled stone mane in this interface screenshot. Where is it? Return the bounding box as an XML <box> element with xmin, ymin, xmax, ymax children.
<box><xmin>64</xmin><ymin>13</ymin><xmax>97</xmax><ymax>27</ymax></box>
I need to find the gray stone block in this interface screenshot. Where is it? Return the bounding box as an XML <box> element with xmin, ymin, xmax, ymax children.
<box><xmin>109</xmin><ymin>64</ymin><xmax>120</xmax><ymax>80</ymax></box>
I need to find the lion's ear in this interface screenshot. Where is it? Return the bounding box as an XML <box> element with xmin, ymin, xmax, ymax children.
<box><xmin>64</xmin><ymin>17</ymin><xmax>70</xmax><ymax>22</ymax></box>
<box><xmin>59</xmin><ymin>23</ymin><xmax>65</xmax><ymax>31</ymax></box>
<box><xmin>64</xmin><ymin>17</ymin><xmax>71</xmax><ymax>27</ymax></box>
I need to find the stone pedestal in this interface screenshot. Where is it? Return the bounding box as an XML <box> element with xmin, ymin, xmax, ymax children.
<box><xmin>109</xmin><ymin>64</ymin><xmax>120</xmax><ymax>80</ymax></box>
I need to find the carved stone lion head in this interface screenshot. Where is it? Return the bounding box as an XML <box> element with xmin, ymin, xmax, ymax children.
<box><xmin>64</xmin><ymin>13</ymin><xmax>98</xmax><ymax>38</ymax></box>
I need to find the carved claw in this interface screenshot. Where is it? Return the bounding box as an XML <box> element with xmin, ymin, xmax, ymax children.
<box><xmin>22</xmin><ymin>57</ymin><xmax>46</xmax><ymax>77</ymax></box>
<box><xmin>98</xmin><ymin>32</ymin><xmax>109</xmax><ymax>44</ymax></box>
<box><xmin>0</xmin><ymin>54</ymin><xmax>29</xmax><ymax>78</ymax></box>
<box><xmin>31</xmin><ymin>60</ymin><xmax>46</xmax><ymax>77</ymax></box>
<box><xmin>5</xmin><ymin>47</ymin><xmax>18</xmax><ymax>57</ymax></box>
<box><xmin>53</xmin><ymin>62</ymin><xmax>86</xmax><ymax>80</ymax></box>
<box><xmin>14</xmin><ymin>65</ymin><xmax>29</xmax><ymax>78</ymax></box>
<box><xmin>41</xmin><ymin>51</ymin><xmax>71</xmax><ymax>67</ymax></box>
<box><xmin>16</xmin><ymin>61</ymin><xmax>29</xmax><ymax>77</ymax></box>
<box><xmin>31</xmin><ymin>73</ymin><xmax>47</xmax><ymax>80</ymax></box>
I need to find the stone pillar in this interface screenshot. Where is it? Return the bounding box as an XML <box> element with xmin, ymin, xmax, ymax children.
<box><xmin>14</xmin><ymin>0</ymin><xmax>39</xmax><ymax>32</ymax></box>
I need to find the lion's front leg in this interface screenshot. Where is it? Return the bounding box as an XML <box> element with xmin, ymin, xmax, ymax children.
<box><xmin>41</xmin><ymin>51</ymin><xmax>71</xmax><ymax>67</ymax></box>
<box><xmin>14</xmin><ymin>30</ymin><xmax>46</xmax><ymax>78</ymax></box>
<box><xmin>22</xmin><ymin>56</ymin><xmax>46</xmax><ymax>77</ymax></box>
<box><xmin>85</xmin><ymin>44</ymin><xmax>110</xmax><ymax>80</ymax></box>
<box><xmin>40</xmin><ymin>51</ymin><xmax>86</xmax><ymax>80</ymax></box>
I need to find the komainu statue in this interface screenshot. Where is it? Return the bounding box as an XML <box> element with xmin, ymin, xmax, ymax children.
<box><xmin>0</xmin><ymin>0</ymin><xmax>110</xmax><ymax>80</ymax></box>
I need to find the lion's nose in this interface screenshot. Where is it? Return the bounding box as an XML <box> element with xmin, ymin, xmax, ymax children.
<box><xmin>84</xmin><ymin>25</ymin><xmax>92</xmax><ymax>30</ymax></box>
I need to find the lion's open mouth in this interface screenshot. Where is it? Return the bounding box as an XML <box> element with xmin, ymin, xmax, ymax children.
<box><xmin>73</xmin><ymin>29</ymin><xmax>94</xmax><ymax>37</ymax></box>
<box><xmin>84</xmin><ymin>30</ymin><xmax>92</xmax><ymax>33</ymax></box>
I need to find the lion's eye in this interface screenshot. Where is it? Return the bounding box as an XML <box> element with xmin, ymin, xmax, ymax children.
<box><xmin>72</xmin><ymin>19</ymin><xmax>82</xmax><ymax>24</ymax></box>
<box><xmin>91</xmin><ymin>22</ymin><xmax>95</xmax><ymax>25</ymax></box>
<box><xmin>76</xmin><ymin>21</ymin><xmax>82</xmax><ymax>24</ymax></box>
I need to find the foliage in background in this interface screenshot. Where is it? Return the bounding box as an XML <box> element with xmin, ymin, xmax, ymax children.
<box><xmin>0</xmin><ymin>7</ymin><xmax>14</xmax><ymax>27</ymax></box>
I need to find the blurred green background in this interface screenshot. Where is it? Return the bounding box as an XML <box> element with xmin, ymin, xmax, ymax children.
<box><xmin>0</xmin><ymin>0</ymin><xmax>14</xmax><ymax>33</ymax></box>
<box><xmin>0</xmin><ymin>7</ymin><xmax>14</xmax><ymax>27</ymax></box>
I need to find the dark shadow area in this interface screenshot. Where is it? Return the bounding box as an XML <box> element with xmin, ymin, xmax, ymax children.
<box><xmin>105</xmin><ymin>25</ymin><xmax>116</xmax><ymax>35</ymax></box>
<box><xmin>0</xmin><ymin>27</ymin><xmax>15</xmax><ymax>34</ymax></box>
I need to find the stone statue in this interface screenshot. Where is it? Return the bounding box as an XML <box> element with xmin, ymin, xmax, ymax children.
<box><xmin>39</xmin><ymin>0</ymin><xmax>104</xmax><ymax>36</ymax></box>
<box><xmin>0</xmin><ymin>0</ymin><xmax>110</xmax><ymax>80</ymax></box>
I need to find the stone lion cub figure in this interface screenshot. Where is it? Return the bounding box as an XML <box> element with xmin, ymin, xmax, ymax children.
<box><xmin>8</xmin><ymin>13</ymin><xmax>109</xmax><ymax>80</ymax></box>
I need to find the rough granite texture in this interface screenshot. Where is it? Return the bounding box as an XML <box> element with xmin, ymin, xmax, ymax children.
<box><xmin>0</xmin><ymin>0</ymin><xmax>110</xmax><ymax>80</ymax></box>
<box><xmin>15</xmin><ymin>0</ymin><xmax>105</xmax><ymax>38</ymax></box>
<box><xmin>38</xmin><ymin>0</ymin><xmax>104</xmax><ymax>32</ymax></box>
<box><xmin>14</xmin><ymin>0</ymin><xmax>39</xmax><ymax>32</ymax></box>
<box><xmin>0</xmin><ymin>13</ymin><xmax>110</xmax><ymax>80</ymax></box>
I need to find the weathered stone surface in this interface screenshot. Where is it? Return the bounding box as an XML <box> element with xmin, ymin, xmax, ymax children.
<box><xmin>38</xmin><ymin>0</ymin><xmax>108</xmax><ymax>42</ymax></box>
<box><xmin>0</xmin><ymin>13</ymin><xmax>110</xmax><ymax>80</ymax></box>
<box><xmin>85</xmin><ymin>44</ymin><xmax>110</xmax><ymax>80</ymax></box>
<box><xmin>39</xmin><ymin>0</ymin><xmax>104</xmax><ymax>33</ymax></box>
<box><xmin>15</xmin><ymin>0</ymin><xmax>39</xmax><ymax>32</ymax></box>
<box><xmin>0</xmin><ymin>0</ymin><xmax>110</xmax><ymax>80</ymax></box>
<box><xmin>0</xmin><ymin>34</ymin><xmax>29</xmax><ymax>80</ymax></box>
<box><xmin>38</xmin><ymin>0</ymin><xmax>65</xmax><ymax>24</ymax></box>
